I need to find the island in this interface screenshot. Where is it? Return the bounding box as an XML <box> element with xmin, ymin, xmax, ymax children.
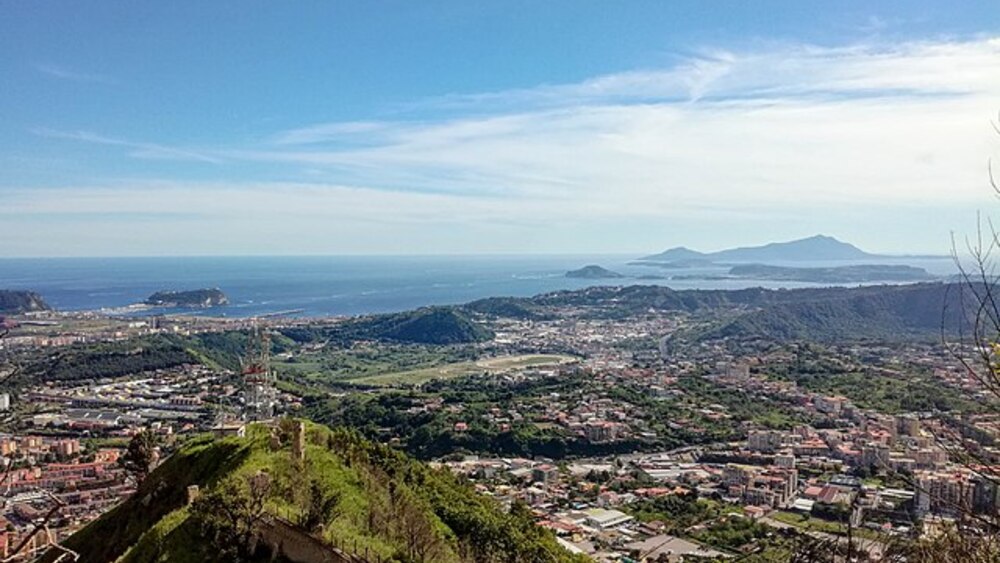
<box><xmin>640</xmin><ymin>234</ymin><xmax>881</xmax><ymax>263</ymax></box>
<box><xmin>0</xmin><ymin>290</ymin><xmax>51</xmax><ymax>314</ymax></box>
<box><xmin>144</xmin><ymin>288</ymin><xmax>229</xmax><ymax>308</ymax></box>
<box><xmin>565</xmin><ymin>265</ymin><xmax>625</xmax><ymax>279</ymax></box>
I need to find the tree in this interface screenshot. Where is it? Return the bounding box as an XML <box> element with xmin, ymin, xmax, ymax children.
<box><xmin>119</xmin><ymin>429</ymin><xmax>159</xmax><ymax>485</ymax></box>
<box><xmin>191</xmin><ymin>471</ymin><xmax>272</xmax><ymax>562</ymax></box>
<box><xmin>390</xmin><ymin>481</ymin><xmax>447</xmax><ymax>563</ymax></box>
<box><xmin>913</xmin><ymin>120</ymin><xmax>1000</xmax><ymax>539</ymax></box>
<box><xmin>296</xmin><ymin>477</ymin><xmax>341</xmax><ymax>533</ymax></box>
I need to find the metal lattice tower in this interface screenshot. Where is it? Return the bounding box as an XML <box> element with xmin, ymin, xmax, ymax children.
<box><xmin>241</xmin><ymin>323</ymin><xmax>276</xmax><ymax>421</ymax></box>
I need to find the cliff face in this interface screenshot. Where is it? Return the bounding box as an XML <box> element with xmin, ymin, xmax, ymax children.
<box><xmin>0</xmin><ymin>290</ymin><xmax>51</xmax><ymax>314</ymax></box>
<box><xmin>145</xmin><ymin>288</ymin><xmax>229</xmax><ymax>308</ymax></box>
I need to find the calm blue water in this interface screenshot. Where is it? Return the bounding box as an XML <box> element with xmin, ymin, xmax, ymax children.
<box><xmin>0</xmin><ymin>255</ymin><xmax>959</xmax><ymax>318</ymax></box>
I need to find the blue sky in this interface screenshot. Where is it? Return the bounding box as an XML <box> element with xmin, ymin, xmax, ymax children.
<box><xmin>2</xmin><ymin>1</ymin><xmax>999</xmax><ymax>257</ymax></box>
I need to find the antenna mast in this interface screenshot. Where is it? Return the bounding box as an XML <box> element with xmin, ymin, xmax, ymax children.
<box><xmin>241</xmin><ymin>323</ymin><xmax>276</xmax><ymax>421</ymax></box>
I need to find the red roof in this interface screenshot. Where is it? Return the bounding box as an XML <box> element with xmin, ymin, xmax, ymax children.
<box><xmin>803</xmin><ymin>486</ymin><xmax>824</xmax><ymax>498</ymax></box>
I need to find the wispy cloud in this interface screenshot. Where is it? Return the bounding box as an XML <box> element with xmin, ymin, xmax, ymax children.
<box><xmin>272</xmin><ymin>121</ymin><xmax>400</xmax><ymax>145</ymax></box>
<box><xmin>32</xmin><ymin>128</ymin><xmax>225</xmax><ymax>164</ymax></box>
<box><xmin>398</xmin><ymin>38</ymin><xmax>999</xmax><ymax>112</ymax></box>
<box><xmin>251</xmin><ymin>38</ymin><xmax>1000</xmax><ymax>205</ymax></box>
<box><xmin>18</xmin><ymin>37</ymin><xmax>1000</xmax><ymax>255</ymax></box>
<box><xmin>35</xmin><ymin>63</ymin><xmax>116</xmax><ymax>85</ymax></box>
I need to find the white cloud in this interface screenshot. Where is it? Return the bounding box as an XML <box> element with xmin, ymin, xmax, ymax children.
<box><xmin>32</xmin><ymin>128</ymin><xmax>225</xmax><ymax>164</ymax></box>
<box><xmin>14</xmin><ymin>36</ymin><xmax>1000</xmax><ymax>255</ymax></box>
<box><xmin>395</xmin><ymin>38</ymin><xmax>1000</xmax><ymax>109</ymax></box>
<box><xmin>35</xmin><ymin>63</ymin><xmax>115</xmax><ymax>84</ymax></box>
<box><xmin>251</xmin><ymin>38</ymin><xmax>1000</xmax><ymax>210</ymax></box>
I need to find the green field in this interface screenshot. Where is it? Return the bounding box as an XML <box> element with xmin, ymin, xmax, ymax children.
<box><xmin>349</xmin><ymin>354</ymin><xmax>578</xmax><ymax>386</ymax></box>
<box><xmin>771</xmin><ymin>510</ymin><xmax>846</xmax><ymax>534</ymax></box>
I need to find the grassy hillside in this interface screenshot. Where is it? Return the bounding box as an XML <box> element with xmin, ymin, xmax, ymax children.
<box><xmin>54</xmin><ymin>421</ymin><xmax>584</xmax><ymax>563</ymax></box>
<box><xmin>51</xmin><ymin>434</ymin><xmax>253</xmax><ymax>562</ymax></box>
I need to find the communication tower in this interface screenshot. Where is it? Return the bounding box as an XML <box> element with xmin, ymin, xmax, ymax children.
<box><xmin>241</xmin><ymin>323</ymin><xmax>276</xmax><ymax>421</ymax></box>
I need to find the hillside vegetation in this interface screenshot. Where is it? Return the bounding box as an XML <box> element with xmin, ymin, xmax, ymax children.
<box><xmin>707</xmin><ymin>283</ymin><xmax>966</xmax><ymax>341</ymax></box>
<box><xmin>473</xmin><ymin>283</ymin><xmax>967</xmax><ymax>341</ymax></box>
<box><xmin>0</xmin><ymin>290</ymin><xmax>51</xmax><ymax>314</ymax></box>
<box><xmin>342</xmin><ymin>307</ymin><xmax>494</xmax><ymax>345</ymax></box>
<box><xmin>283</xmin><ymin>308</ymin><xmax>494</xmax><ymax>346</ymax></box>
<box><xmin>53</xmin><ymin>421</ymin><xmax>583</xmax><ymax>563</ymax></box>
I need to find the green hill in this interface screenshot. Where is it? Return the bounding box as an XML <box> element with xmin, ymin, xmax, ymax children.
<box><xmin>342</xmin><ymin>307</ymin><xmax>494</xmax><ymax>345</ymax></box>
<box><xmin>52</xmin><ymin>421</ymin><xmax>580</xmax><ymax>563</ymax></box>
<box><xmin>462</xmin><ymin>296</ymin><xmax>549</xmax><ymax>320</ymax></box>
<box><xmin>707</xmin><ymin>282</ymin><xmax>965</xmax><ymax>341</ymax></box>
<box><xmin>472</xmin><ymin>282</ymin><xmax>969</xmax><ymax>341</ymax></box>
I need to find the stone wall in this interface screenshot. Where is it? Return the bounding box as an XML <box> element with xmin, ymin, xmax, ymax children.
<box><xmin>256</xmin><ymin>516</ymin><xmax>377</xmax><ymax>563</ymax></box>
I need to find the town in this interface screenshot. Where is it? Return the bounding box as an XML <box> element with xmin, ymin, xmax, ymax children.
<box><xmin>0</xmin><ymin>286</ymin><xmax>996</xmax><ymax>562</ymax></box>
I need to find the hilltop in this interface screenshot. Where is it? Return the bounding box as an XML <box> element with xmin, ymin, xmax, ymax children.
<box><xmin>0</xmin><ymin>290</ymin><xmax>51</xmax><ymax>314</ymax></box>
<box><xmin>50</xmin><ymin>421</ymin><xmax>584</xmax><ymax>563</ymax></box>
<box><xmin>640</xmin><ymin>235</ymin><xmax>876</xmax><ymax>263</ymax></box>
<box><xmin>335</xmin><ymin>307</ymin><xmax>494</xmax><ymax>345</ymax></box>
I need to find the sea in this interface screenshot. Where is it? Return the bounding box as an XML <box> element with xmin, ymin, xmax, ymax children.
<box><xmin>0</xmin><ymin>255</ymin><xmax>961</xmax><ymax>319</ymax></box>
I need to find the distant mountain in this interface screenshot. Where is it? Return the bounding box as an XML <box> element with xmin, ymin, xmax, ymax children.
<box><xmin>641</xmin><ymin>246</ymin><xmax>709</xmax><ymax>262</ymax></box>
<box><xmin>640</xmin><ymin>235</ymin><xmax>876</xmax><ymax>263</ymax></box>
<box><xmin>145</xmin><ymin>288</ymin><xmax>229</xmax><ymax>308</ymax></box>
<box><xmin>0</xmin><ymin>290</ymin><xmax>51</xmax><ymax>314</ymax></box>
<box><xmin>565</xmin><ymin>265</ymin><xmax>625</xmax><ymax>279</ymax></box>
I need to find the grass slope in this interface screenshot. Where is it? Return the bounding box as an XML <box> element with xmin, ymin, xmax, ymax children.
<box><xmin>349</xmin><ymin>354</ymin><xmax>576</xmax><ymax>387</ymax></box>
<box><xmin>53</xmin><ymin>435</ymin><xmax>252</xmax><ymax>562</ymax></box>
<box><xmin>56</xmin><ymin>422</ymin><xmax>585</xmax><ymax>563</ymax></box>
